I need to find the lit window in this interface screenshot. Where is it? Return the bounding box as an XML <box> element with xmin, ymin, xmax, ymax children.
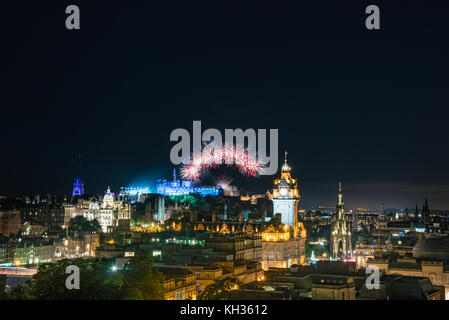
<box><xmin>153</xmin><ymin>250</ymin><xmax>161</xmax><ymax>257</ymax></box>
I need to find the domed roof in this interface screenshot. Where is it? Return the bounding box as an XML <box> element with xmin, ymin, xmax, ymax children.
<box><xmin>413</xmin><ymin>236</ymin><xmax>449</xmax><ymax>260</ymax></box>
<box><xmin>281</xmin><ymin>151</ymin><xmax>291</xmax><ymax>172</ymax></box>
<box><xmin>413</xmin><ymin>237</ymin><xmax>449</xmax><ymax>252</ymax></box>
<box><xmin>103</xmin><ymin>186</ymin><xmax>114</xmax><ymax>205</ymax></box>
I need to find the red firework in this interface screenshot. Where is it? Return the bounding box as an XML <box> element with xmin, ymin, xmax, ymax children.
<box><xmin>180</xmin><ymin>144</ymin><xmax>264</xmax><ymax>180</ymax></box>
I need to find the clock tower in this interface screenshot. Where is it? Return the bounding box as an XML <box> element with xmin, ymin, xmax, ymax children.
<box><xmin>272</xmin><ymin>151</ymin><xmax>300</xmax><ymax>229</ymax></box>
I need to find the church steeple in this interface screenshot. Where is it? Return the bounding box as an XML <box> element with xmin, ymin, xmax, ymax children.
<box><xmin>331</xmin><ymin>182</ymin><xmax>352</xmax><ymax>260</ymax></box>
<box><xmin>337</xmin><ymin>182</ymin><xmax>344</xmax><ymax>220</ymax></box>
<box><xmin>422</xmin><ymin>197</ymin><xmax>430</xmax><ymax>223</ymax></box>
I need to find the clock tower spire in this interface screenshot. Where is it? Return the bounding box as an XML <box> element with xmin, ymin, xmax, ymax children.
<box><xmin>272</xmin><ymin>151</ymin><xmax>300</xmax><ymax>230</ymax></box>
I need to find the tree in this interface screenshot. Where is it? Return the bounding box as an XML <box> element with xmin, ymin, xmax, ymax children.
<box><xmin>198</xmin><ymin>278</ymin><xmax>242</xmax><ymax>300</ymax></box>
<box><xmin>4</xmin><ymin>282</ymin><xmax>34</xmax><ymax>300</ymax></box>
<box><xmin>121</xmin><ymin>256</ymin><xmax>165</xmax><ymax>300</ymax></box>
<box><xmin>131</xmin><ymin>210</ymin><xmax>145</xmax><ymax>226</ymax></box>
<box><xmin>90</xmin><ymin>219</ymin><xmax>102</xmax><ymax>233</ymax></box>
<box><xmin>351</xmin><ymin>229</ymin><xmax>369</xmax><ymax>248</ymax></box>
<box><xmin>68</xmin><ymin>216</ymin><xmax>101</xmax><ymax>237</ymax></box>
<box><xmin>68</xmin><ymin>216</ymin><xmax>90</xmax><ymax>231</ymax></box>
<box><xmin>6</xmin><ymin>256</ymin><xmax>165</xmax><ymax>300</ymax></box>
<box><xmin>7</xmin><ymin>258</ymin><xmax>121</xmax><ymax>300</ymax></box>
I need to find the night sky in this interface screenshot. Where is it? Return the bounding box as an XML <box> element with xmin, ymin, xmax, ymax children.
<box><xmin>2</xmin><ymin>1</ymin><xmax>449</xmax><ymax>209</ymax></box>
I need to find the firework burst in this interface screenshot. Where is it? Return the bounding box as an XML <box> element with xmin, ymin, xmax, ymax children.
<box><xmin>214</xmin><ymin>175</ymin><xmax>234</xmax><ymax>190</ymax></box>
<box><xmin>180</xmin><ymin>144</ymin><xmax>264</xmax><ymax>180</ymax></box>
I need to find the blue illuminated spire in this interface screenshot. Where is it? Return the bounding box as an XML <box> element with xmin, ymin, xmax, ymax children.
<box><xmin>72</xmin><ymin>176</ymin><xmax>85</xmax><ymax>197</ymax></box>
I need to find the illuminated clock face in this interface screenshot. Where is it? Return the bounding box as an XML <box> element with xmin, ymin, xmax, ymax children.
<box><xmin>280</xmin><ymin>188</ymin><xmax>288</xmax><ymax>196</ymax></box>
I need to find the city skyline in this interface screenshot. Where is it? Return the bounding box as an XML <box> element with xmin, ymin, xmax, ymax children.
<box><xmin>4</xmin><ymin>164</ymin><xmax>444</xmax><ymax>212</ymax></box>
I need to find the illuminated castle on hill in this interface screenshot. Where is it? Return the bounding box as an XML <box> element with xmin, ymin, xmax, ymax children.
<box><xmin>156</xmin><ymin>169</ymin><xmax>222</xmax><ymax>197</ymax></box>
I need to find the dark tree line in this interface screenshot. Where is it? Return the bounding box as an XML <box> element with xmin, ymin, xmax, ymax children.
<box><xmin>4</xmin><ymin>256</ymin><xmax>165</xmax><ymax>300</ymax></box>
